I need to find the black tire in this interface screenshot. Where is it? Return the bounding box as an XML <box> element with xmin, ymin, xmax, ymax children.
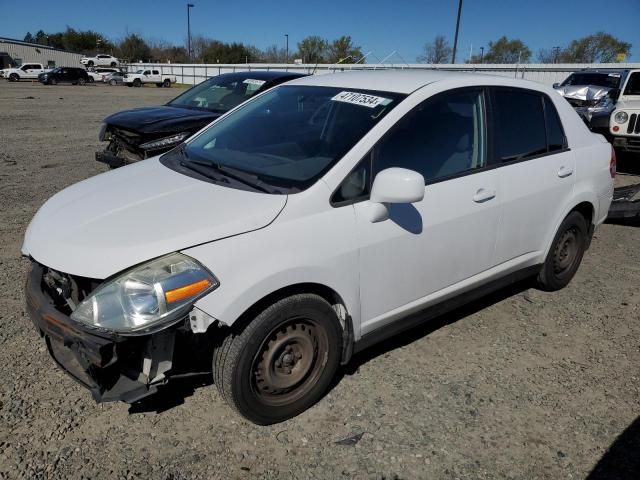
<box><xmin>77</xmin><ymin>77</ymin><xmax>86</xmax><ymax>86</ymax></box>
<box><xmin>110</xmin><ymin>62</ymin><xmax>117</xmax><ymax>67</ymax></box>
<box><xmin>49</xmin><ymin>78</ymin><xmax>57</xmax><ymax>85</ymax></box>
<box><xmin>163</xmin><ymin>79</ymin><xmax>171</xmax><ymax>88</ymax></box>
<box><xmin>87</xmin><ymin>61</ymin><xmax>94</xmax><ymax>67</ymax></box>
<box><xmin>87</xmin><ymin>76</ymin><xmax>94</xmax><ymax>83</ymax></box>
<box><xmin>155</xmin><ymin>83</ymin><xmax>162</xmax><ymax>87</ymax></box>
<box><xmin>133</xmin><ymin>78</ymin><xmax>142</xmax><ymax>87</ymax></box>
<box><xmin>213</xmin><ymin>294</ymin><xmax>342</xmax><ymax>425</ymax></box>
<box><xmin>536</xmin><ymin>211</ymin><xmax>588</xmax><ymax>291</ymax></box>
<box><xmin>9</xmin><ymin>73</ymin><xmax>19</xmax><ymax>82</ymax></box>
<box><xmin>126</xmin><ymin>83</ymin><xmax>133</xmax><ymax>87</ymax></box>
<box><xmin>109</xmin><ymin>79</ymin><xmax>117</xmax><ymax>86</ymax></box>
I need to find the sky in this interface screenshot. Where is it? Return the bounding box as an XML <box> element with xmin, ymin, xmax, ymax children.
<box><xmin>0</xmin><ymin>0</ymin><xmax>639</xmax><ymax>62</ymax></box>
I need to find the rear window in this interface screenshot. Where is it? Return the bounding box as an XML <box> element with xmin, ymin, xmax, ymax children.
<box><xmin>492</xmin><ymin>89</ymin><xmax>547</xmax><ymax>162</ymax></box>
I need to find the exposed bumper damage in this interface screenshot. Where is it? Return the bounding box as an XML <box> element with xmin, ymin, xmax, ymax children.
<box><xmin>608</xmin><ymin>183</ymin><xmax>640</xmax><ymax>220</ymax></box>
<box><xmin>26</xmin><ymin>263</ymin><xmax>212</xmax><ymax>403</ymax></box>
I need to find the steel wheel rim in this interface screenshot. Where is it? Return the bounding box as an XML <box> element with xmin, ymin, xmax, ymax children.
<box><xmin>553</xmin><ymin>227</ymin><xmax>579</xmax><ymax>274</ymax></box>
<box><xmin>251</xmin><ymin>318</ymin><xmax>328</xmax><ymax>407</ymax></box>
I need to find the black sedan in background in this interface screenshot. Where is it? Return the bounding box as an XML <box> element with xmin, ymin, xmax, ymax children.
<box><xmin>38</xmin><ymin>67</ymin><xmax>90</xmax><ymax>85</ymax></box>
<box><xmin>97</xmin><ymin>70</ymin><xmax>307</xmax><ymax>168</ymax></box>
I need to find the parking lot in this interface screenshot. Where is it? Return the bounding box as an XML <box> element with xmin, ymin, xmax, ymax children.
<box><xmin>0</xmin><ymin>80</ymin><xmax>639</xmax><ymax>479</ymax></box>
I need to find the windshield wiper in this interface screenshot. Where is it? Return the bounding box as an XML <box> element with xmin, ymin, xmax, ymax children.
<box><xmin>186</xmin><ymin>158</ymin><xmax>275</xmax><ymax>194</ymax></box>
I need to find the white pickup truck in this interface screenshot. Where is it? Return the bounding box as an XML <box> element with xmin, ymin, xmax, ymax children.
<box><xmin>124</xmin><ymin>69</ymin><xmax>176</xmax><ymax>88</ymax></box>
<box><xmin>3</xmin><ymin>63</ymin><xmax>50</xmax><ymax>81</ymax></box>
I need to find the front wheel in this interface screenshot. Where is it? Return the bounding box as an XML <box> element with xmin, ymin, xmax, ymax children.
<box><xmin>87</xmin><ymin>76</ymin><xmax>94</xmax><ymax>83</ymax></box>
<box><xmin>536</xmin><ymin>211</ymin><xmax>588</xmax><ymax>291</ymax></box>
<box><xmin>77</xmin><ymin>77</ymin><xmax>86</xmax><ymax>86</ymax></box>
<box><xmin>163</xmin><ymin>79</ymin><xmax>171</xmax><ymax>88</ymax></box>
<box><xmin>133</xmin><ymin>78</ymin><xmax>142</xmax><ymax>87</ymax></box>
<box><xmin>213</xmin><ymin>294</ymin><xmax>342</xmax><ymax>425</ymax></box>
<box><xmin>49</xmin><ymin>78</ymin><xmax>57</xmax><ymax>85</ymax></box>
<box><xmin>110</xmin><ymin>62</ymin><xmax>117</xmax><ymax>67</ymax></box>
<box><xmin>9</xmin><ymin>73</ymin><xmax>19</xmax><ymax>82</ymax></box>
<box><xmin>109</xmin><ymin>79</ymin><xmax>117</xmax><ymax>86</ymax></box>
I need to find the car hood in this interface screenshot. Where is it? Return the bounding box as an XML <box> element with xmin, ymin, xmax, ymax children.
<box><xmin>104</xmin><ymin>105</ymin><xmax>220</xmax><ymax>135</ymax></box>
<box><xmin>22</xmin><ymin>158</ymin><xmax>287</xmax><ymax>279</ymax></box>
<box><xmin>554</xmin><ymin>85</ymin><xmax>613</xmax><ymax>102</ymax></box>
<box><xmin>615</xmin><ymin>99</ymin><xmax>640</xmax><ymax>110</ymax></box>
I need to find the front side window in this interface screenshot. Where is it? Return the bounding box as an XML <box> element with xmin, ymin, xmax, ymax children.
<box><xmin>624</xmin><ymin>72</ymin><xmax>640</xmax><ymax>96</ymax></box>
<box><xmin>492</xmin><ymin>89</ymin><xmax>547</xmax><ymax>162</ymax></box>
<box><xmin>167</xmin><ymin>85</ymin><xmax>405</xmax><ymax>193</ymax></box>
<box><xmin>373</xmin><ymin>89</ymin><xmax>486</xmax><ymax>182</ymax></box>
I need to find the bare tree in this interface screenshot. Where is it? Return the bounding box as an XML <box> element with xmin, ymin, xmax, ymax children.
<box><xmin>417</xmin><ymin>35</ymin><xmax>452</xmax><ymax>64</ymax></box>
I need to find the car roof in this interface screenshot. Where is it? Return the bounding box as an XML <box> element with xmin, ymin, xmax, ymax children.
<box><xmin>285</xmin><ymin>70</ymin><xmax>535</xmax><ymax>94</ymax></box>
<box><xmin>573</xmin><ymin>69</ymin><xmax>628</xmax><ymax>75</ymax></box>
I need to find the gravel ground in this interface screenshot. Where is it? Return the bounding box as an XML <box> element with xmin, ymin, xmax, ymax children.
<box><xmin>0</xmin><ymin>81</ymin><xmax>639</xmax><ymax>480</ymax></box>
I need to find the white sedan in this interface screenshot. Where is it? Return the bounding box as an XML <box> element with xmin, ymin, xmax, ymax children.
<box><xmin>23</xmin><ymin>71</ymin><xmax>614</xmax><ymax>424</ymax></box>
<box><xmin>80</xmin><ymin>54</ymin><xmax>119</xmax><ymax>67</ymax></box>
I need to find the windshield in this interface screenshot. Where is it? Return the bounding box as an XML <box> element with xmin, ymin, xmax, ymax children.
<box><xmin>624</xmin><ymin>72</ymin><xmax>640</xmax><ymax>96</ymax></box>
<box><xmin>561</xmin><ymin>73</ymin><xmax>621</xmax><ymax>89</ymax></box>
<box><xmin>172</xmin><ymin>85</ymin><xmax>405</xmax><ymax>192</ymax></box>
<box><xmin>168</xmin><ymin>75</ymin><xmax>272</xmax><ymax>113</ymax></box>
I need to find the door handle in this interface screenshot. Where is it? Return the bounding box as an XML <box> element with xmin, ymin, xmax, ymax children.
<box><xmin>558</xmin><ymin>166</ymin><xmax>574</xmax><ymax>178</ymax></box>
<box><xmin>473</xmin><ymin>188</ymin><xmax>496</xmax><ymax>203</ymax></box>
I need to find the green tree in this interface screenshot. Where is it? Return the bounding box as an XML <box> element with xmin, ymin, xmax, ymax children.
<box><xmin>297</xmin><ymin>36</ymin><xmax>328</xmax><ymax>63</ymax></box>
<box><xmin>328</xmin><ymin>36</ymin><xmax>362</xmax><ymax>63</ymax></box>
<box><xmin>561</xmin><ymin>32</ymin><xmax>631</xmax><ymax>63</ymax></box>
<box><xmin>116</xmin><ymin>34</ymin><xmax>151</xmax><ymax>62</ymax></box>
<box><xmin>469</xmin><ymin>36</ymin><xmax>531</xmax><ymax>64</ymax></box>
<box><xmin>34</xmin><ymin>30</ymin><xmax>48</xmax><ymax>45</ymax></box>
<box><xmin>417</xmin><ymin>35</ymin><xmax>452</xmax><ymax>64</ymax></box>
<box><xmin>23</xmin><ymin>32</ymin><xmax>35</xmax><ymax>43</ymax></box>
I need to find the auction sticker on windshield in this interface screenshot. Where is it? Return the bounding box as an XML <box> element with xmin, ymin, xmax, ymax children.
<box><xmin>243</xmin><ymin>79</ymin><xmax>266</xmax><ymax>86</ymax></box>
<box><xmin>331</xmin><ymin>91</ymin><xmax>392</xmax><ymax>108</ymax></box>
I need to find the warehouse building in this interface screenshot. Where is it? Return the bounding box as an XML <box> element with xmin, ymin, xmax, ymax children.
<box><xmin>0</xmin><ymin>37</ymin><xmax>84</xmax><ymax>69</ymax></box>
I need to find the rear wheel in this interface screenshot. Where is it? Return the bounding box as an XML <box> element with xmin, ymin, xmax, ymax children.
<box><xmin>213</xmin><ymin>294</ymin><xmax>342</xmax><ymax>425</ymax></box>
<box><xmin>109</xmin><ymin>79</ymin><xmax>117</xmax><ymax>86</ymax></box>
<box><xmin>163</xmin><ymin>79</ymin><xmax>171</xmax><ymax>88</ymax></box>
<box><xmin>155</xmin><ymin>83</ymin><xmax>162</xmax><ymax>87</ymax></box>
<box><xmin>133</xmin><ymin>78</ymin><xmax>142</xmax><ymax>87</ymax></box>
<box><xmin>536</xmin><ymin>211</ymin><xmax>588</xmax><ymax>291</ymax></box>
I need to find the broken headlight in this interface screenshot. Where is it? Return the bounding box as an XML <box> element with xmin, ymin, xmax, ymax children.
<box><xmin>70</xmin><ymin>253</ymin><xmax>218</xmax><ymax>333</ymax></box>
<box><xmin>139</xmin><ymin>132</ymin><xmax>190</xmax><ymax>151</ymax></box>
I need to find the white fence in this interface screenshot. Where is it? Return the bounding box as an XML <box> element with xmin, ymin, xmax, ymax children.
<box><xmin>124</xmin><ymin>62</ymin><xmax>640</xmax><ymax>87</ymax></box>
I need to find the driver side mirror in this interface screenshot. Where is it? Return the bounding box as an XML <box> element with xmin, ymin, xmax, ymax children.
<box><xmin>552</xmin><ymin>82</ymin><xmax>560</xmax><ymax>89</ymax></box>
<box><xmin>366</xmin><ymin>168</ymin><xmax>425</xmax><ymax>223</ymax></box>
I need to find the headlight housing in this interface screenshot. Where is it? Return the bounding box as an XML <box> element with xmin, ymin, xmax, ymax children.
<box><xmin>140</xmin><ymin>132</ymin><xmax>190</xmax><ymax>151</ymax></box>
<box><xmin>614</xmin><ymin>111</ymin><xmax>629</xmax><ymax>124</ymax></box>
<box><xmin>71</xmin><ymin>253</ymin><xmax>218</xmax><ymax>333</ymax></box>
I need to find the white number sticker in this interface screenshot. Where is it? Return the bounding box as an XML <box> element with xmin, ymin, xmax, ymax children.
<box><xmin>243</xmin><ymin>78</ymin><xmax>266</xmax><ymax>86</ymax></box>
<box><xmin>331</xmin><ymin>91</ymin><xmax>391</xmax><ymax>108</ymax></box>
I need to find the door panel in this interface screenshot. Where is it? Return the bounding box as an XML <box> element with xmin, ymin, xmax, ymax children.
<box><xmin>355</xmin><ymin>170</ymin><xmax>500</xmax><ymax>334</ymax></box>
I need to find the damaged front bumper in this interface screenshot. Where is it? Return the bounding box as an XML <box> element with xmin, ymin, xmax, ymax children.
<box><xmin>25</xmin><ymin>263</ymin><xmax>192</xmax><ymax>403</ymax></box>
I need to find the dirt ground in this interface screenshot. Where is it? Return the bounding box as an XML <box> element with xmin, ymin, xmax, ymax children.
<box><xmin>0</xmin><ymin>81</ymin><xmax>639</xmax><ymax>480</ymax></box>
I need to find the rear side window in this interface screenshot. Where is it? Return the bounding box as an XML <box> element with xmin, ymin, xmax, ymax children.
<box><xmin>492</xmin><ymin>89</ymin><xmax>547</xmax><ymax>162</ymax></box>
<box><xmin>544</xmin><ymin>97</ymin><xmax>567</xmax><ymax>152</ymax></box>
<box><xmin>152</xmin><ymin>70</ymin><xmax>159</xmax><ymax>75</ymax></box>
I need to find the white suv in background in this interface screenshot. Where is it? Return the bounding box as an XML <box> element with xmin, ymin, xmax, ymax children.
<box><xmin>80</xmin><ymin>54</ymin><xmax>119</xmax><ymax>67</ymax></box>
<box><xmin>23</xmin><ymin>71</ymin><xmax>614</xmax><ymax>425</ymax></box>
<box><xmin>609</xmin><ymin>69</ymin><xmax>640</xmax><ymax>153</ymax></box>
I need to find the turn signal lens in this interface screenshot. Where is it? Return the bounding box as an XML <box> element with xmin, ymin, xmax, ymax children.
<box><xmin>165</xmin><ymin>279</ymin><xmax>212</xmax><ymax>304</ymax></box>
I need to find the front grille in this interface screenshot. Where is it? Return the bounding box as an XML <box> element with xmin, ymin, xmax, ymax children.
<box><xmin>627</xmin><ymin>114</ymin><xmax>640</xmax><ymax>135</ymax></box>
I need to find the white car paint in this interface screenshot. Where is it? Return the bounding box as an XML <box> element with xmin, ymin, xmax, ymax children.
<box><xmin>80</xmin><ymin>54</ymin><xmax>119</xmax><ymax>67</ymax></box>
<box><xmin>4</xmin><ymin>63</ymin><xmax>49</xmax><ymax>81</ymax></box>
<box><xmin>124</xmin><ymin>69</ymin><xmax>176</xmax><ymax>86</ymax></box>
<box><xmin>87</xmin><ymin>68</ymin><xmax>119</xmax><ymax>82</ymax></box>
<box><xmin>23</xmin><ymin>70</ymin><xmax>614</xmax><ymax>344</ymax></box>
<box><xmin>609</xmin><ymin>70</ymin><xmax>640</xmax><ymax>151</ymax></box>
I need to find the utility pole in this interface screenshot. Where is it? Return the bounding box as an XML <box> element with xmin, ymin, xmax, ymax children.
<box><xmin>480</xmin><ymin>46</ymin><xmax>484</xmax><ymax>64</ymax></box>
<box><xmin>552</xmin><ymin>46</ymin><xmax>560</xmax><ymax>64</ymax></box>
<box><xmin>451</xmin><ymin>0</ymin><xmax>463</xmax><ymax>64</ymax></box>
<box><xmin>285</xmin><ymin>34</ymin><xmax>289</xmax><ymax>63</ymax></box>
<box><xmin>187</xmin><ymin>3</ymin><xmax>194</xmax><ymax>60</ymax></box>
